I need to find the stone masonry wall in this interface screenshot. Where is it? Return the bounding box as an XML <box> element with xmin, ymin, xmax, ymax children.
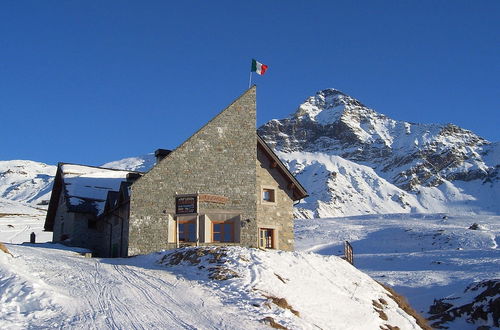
<box><xmin>52</xmin><ymin>192</ymin><xmax>68</xmax><ymax>242</ymax></box>
<box><xmin>256</xmin><ymin>147</ymin><xmax>295</xmax><ymax>251</ymax></box>
<box><xmin>128</xmin><ymin>87</ymin><xmax>258</xmax><ymax>255</ymax></box>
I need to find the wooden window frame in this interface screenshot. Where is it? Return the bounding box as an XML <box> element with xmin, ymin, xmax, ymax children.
<box><xmin>178</xmin><ymin>220</ymin><xmax>196</xmax><ymax>242</ymax></box>
<box><xmin>259</xmin><ymin>228</ymin><xmax>274</xmax><ymax>249</ymax></box>
<box><xmin>212</xmin><ymin>221</ymin><xmax>234</xmax><ymax>243</ymax></box>
<box><xmin>262</xmin><ymin>187</ymin><xmax>276</xmax><ymax>203</ymax></box>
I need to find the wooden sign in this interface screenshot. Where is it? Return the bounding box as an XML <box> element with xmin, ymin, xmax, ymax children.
<box><xmin>198</xmin><ymin>194</ymin><xmax>229</xmax><ymax>204</ymax></box>
<box><xmin>175</xmin><ymin>196</ymin><xmax>197</xmax><ymax>214</ymax></box>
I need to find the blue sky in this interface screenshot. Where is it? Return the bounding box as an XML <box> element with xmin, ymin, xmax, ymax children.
<box><xmin>1</xmin><ymin>1</ymin><xmax>499</xmax><ymax>166</ymax></box>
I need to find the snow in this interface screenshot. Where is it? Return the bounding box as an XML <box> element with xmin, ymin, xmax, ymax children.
<box><xmin>1</xmin><ymin>85</ymin><xmax>499</xmax><ymax>328</ymax></box>
<box><xmin>0</xmin><ymin>241</ymin><xmax>423</xmax><ymax>330</ymax></box>
<box><xmin>279</xmin><ymin>150</ymin><xmax>500</xmax><ymax>217</ymax></box>
<box><xmin>0</xmin><ymin>198</ymin><xmax>51</xmax><ymax>244</ymax></box>
<box><xmin>295</xmin><ymin>213</ymin><xmax>500</xmax><ymax>329</ymax></box>
<box><xmin>1</xmin><ymin>204</ymin><xmax>498</xmax><ymax>329</ymax></box>
<box><xmin>483</xmin><ymin>142</ymin><xmax>500</xmax><ymax>165</ymax></box>
<box><xmin>101</xmin><ymin>153</ymin><xmax>156</xmax><ymax>172</ymax></box>
<box><xmin>0</xmin><ymin>160</ymin><xmax>56</xmax><ymax>205</ymax></box>
<box><xmin>258</xmin><ymin>88</ymin><xmax>498</xmax><ymax>219</ymax></box>
<box><xmin>60</xmin><ymin>164</ymin><xmax>133</xmax><ymax>215</ymax></box>
<box><xmin>315</xmin><ymin>104</ymin><xmax>345</xmax><ymax>125</ymax></box>
<box><xmin>0</xmin><ymin>243</ymin><xmax>260</xmax><ymax>329</ymax></box>
<box><xmin>161</xmin><ymin>247</ymin><xmax>421</xmax><ymax>329</ymax></box>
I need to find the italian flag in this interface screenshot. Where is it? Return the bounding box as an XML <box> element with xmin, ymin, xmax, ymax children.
<box><xmin>251</xmin><ymin>59</ymin><xmax>268</xmax><ymax>75</ymax></box>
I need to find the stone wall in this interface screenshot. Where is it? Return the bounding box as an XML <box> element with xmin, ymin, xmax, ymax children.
<box><xmin>52</xmin><ymin>191</ymin><xmax>105</xmax><ymax>255</ymax></box>
<box><xmin>52</xmin><ymin>194</ymin><xmax>95</xmax><ymax>250</ymax></box>
<box><xmin>256</xmin><ymin>147</ymin><xmax>295</xmax><ymax>251</ymax></box>
<box><xmin>52</xmin><ymin>192</ymin><xmax>68</xmax><ymax>242</ymax></box>
<box><xmin>100</xmin><ymin>203</ymin><xmax>129</xmax><ymax>258</ymax></box>
<box><xmin>128</xmin><ymin>87</ymin><xmax>258</xmax><ymax>255</ymax></box>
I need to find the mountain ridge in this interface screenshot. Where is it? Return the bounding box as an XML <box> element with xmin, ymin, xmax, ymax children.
<box><xmin>258</xmin><ymin>88</ymin><xmax>499</xmax><ymax>217</ymax></box>
<box><xmin>1</xmin><ymin>88</ymin><xmax>498</xmax><ymax>218</ymax></box>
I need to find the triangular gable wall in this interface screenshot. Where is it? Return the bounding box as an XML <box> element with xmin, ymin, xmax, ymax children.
<box><xmin>128</xmin><ymin>87</ymin><xmax>257</xmax><ymax>255</ymax></box>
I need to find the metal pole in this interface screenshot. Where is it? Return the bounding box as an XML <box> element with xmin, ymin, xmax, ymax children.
<box><xmin>248</xmin><ymin>71</ymin><xmax>252</xmax><ymax>88</ymax></box>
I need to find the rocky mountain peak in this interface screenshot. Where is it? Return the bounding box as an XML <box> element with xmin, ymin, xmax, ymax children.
<box><xmin>292</xmin><ymin>88</ymin><xmax>368</xmax><ymax>124</ymax></box>
<box><xmin>258</xmin><ymin>88</ymin><xmax>499</xmax><ymax>216</ymax></box>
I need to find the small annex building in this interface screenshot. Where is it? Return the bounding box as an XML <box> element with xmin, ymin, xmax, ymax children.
<box><xmin>44</xmin><ymin>87</ymin><xmax>308</xmax><ymax>257</ymax></box>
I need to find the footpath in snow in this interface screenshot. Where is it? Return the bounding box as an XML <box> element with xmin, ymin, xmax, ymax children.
<box><xmin>1</xmin><ymin>211</ymin><xmax>498</xmax><ymax>329</ymax></box>
<box><xmin>0</xmin><ymin>242</ymin><xmax>423</xmax><ymax>330</ymax></box>
<box><xmin>0</xmin><ymin>243</ymin><xmax>260</xmax><ymax>329</ymax></box>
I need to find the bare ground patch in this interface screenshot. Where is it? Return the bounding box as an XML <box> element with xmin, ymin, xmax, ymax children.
<box><xmin>0</xmin><ymin>242</ymin><xmax>14</xmax><ymax>257</ymax></box>
<box><xmin>377</xmin><ymin>281</ymin><xmax>432</xmax><ymax>330</ymax></box>
<box><xmin>263</xmin><ymin>294</ymin><xmax>300</xmax><ymax>317</ymax></box>
<box><xmin>159</xmin><ymin>246</ymin><xmax>240</xmax><ymax>280</ymax></box>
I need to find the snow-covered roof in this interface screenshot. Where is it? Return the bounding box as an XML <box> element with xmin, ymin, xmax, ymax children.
<box><xmin>60</xmin><ymin>164</ymin><xmax>133</xmax><ymax>216</ymax></box>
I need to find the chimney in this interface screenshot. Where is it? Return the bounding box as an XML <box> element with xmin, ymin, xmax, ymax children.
<box><xmin>155</xmin><ymin>149</ymin><xmax>172</xmax><ymax>164</ymax></box>
<box><xmin>126</xmin><ymin>172</ymin><xmax>142</xmax><ymax>182</ymax></box>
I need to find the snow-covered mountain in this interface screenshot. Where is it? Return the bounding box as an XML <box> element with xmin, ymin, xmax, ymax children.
<box><xmin>101</xmin><ymin>153</ymin><xmax>156</xmax><ymax>172</ymax></box>
<box><xmin>1</xmin><ymin>89</ymin><xmax>499</xmax><ymax>218</ymax></box>
<box><xmin>0</xmin><ymin>155</ymin><xmax>153</xmax><ymax>212</ymax></box>
<box><xmin>0</xmin><ymin>160</ymin><xmax>56</xmax><ymax>206</ymax></box>
<box><xmin>258</xmin><ymin>89</ymin><xmax>500</xmax><ymax>217</ymax></box>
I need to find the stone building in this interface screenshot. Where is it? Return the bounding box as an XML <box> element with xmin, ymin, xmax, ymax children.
<box><xmin>44</xmin><ymin>87</ymin><xmax>308</xmax><ymax>257</ymax></box>
<box><xmin>44</xmin><ymin>163</ymin><xmax>139</xmax><ymax>257</ymax></box>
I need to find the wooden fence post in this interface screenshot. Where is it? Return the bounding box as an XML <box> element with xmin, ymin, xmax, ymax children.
<box><xmin>344</xmin><ymin>241</ymin><xmax>354</xmax><ymax>266</ymax></box>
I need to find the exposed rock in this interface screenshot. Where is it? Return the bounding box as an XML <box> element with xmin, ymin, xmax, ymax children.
<box><xmin>158</xmin><ymin>246</ymin><xmax>239</xmax><ymax>281</ymax></box>
<box><xmin>258</xmin><ymin>88</ymin><xmax>499</xmax><ymax>216</ymax></box>
<box><xmin>258</xmin><ymin>89</ymin><xmax>494</xmax><ymax>192</ymax></box>
<box><xmin>427</xmin><ymin>279</ymin><xmax>500</xmax><ymax>328</ymax></box>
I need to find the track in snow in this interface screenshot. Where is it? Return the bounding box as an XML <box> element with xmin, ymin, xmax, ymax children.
<box><xmin>4</xmin><ymin>244</ymin><xmax>260</xmax><ymax>330</ymax></box>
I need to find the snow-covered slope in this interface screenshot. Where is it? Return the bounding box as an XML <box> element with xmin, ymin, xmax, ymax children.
<box><xmin>0</xmin><ymin>160</ymin><xmax>56</xmax><ymax>205</ymax></box>
<box><xmin>102</xmin><ymin>153</ymin><xmax>156</xmax><ymax>172</ymax></box>
<box><xmin>0</xmin><ymin>197</ymin><xmax>43</xmax><ymax>216</ymax></box>
<box><xmin>2</xmin><ymin>212</ymin><xmax>497</xmax><ymax>329</ymax></box>
<box><xmin>0</xmin><ymin>155</ymin><xmax>153</xmax><ymax>218</ymax></box>
<box><xmin>281</xmin><ymin>151</ymin><xmax>500</xmax><ymax>218</ymax></box>
<box><xmin>0</xmin><ymin>243</ymin><xmax>425</xmax><ymax>329</ymax></box>
<box><xmin>0</xmin><ymin>161</ymin><xmax>56</xmax><ymax>241</ymax></box>
<box><xmin>258</xmin><ymin>88</ymin><xmax>500</xmax><ymax>217</ymax></box>
<box><xmin>295</xmin><ymin>213</ymin><xmax>500</xmax><ymax>329</ymax></box>
<box><xmin>0</xmin><ymin>197</ymin><xmax>51</xmax><ymax>245</ymax></box>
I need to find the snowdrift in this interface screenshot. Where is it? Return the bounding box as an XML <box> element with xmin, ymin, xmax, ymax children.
<box><xmin>157</xmin><ymin>246</ymin><xmax>426</xmax><ymax>330</ymax></box>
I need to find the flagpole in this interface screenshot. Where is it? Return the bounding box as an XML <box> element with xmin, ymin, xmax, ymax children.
<box><xmin>248</xmin><ymin>71</ymin><xmax>252</xmax><ymax>88</ymax></box>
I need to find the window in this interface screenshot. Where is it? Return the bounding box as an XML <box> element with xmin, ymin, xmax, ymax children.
<box><xmin>259</xmin><ymin>228</ymin><xmax>274</xmax><ymax>249</ymax></box>
<box><xmin>262</xmin><ymin>188</ymin><xmax>275</xmax><ymax>202</ymax></box>
<box><xmin>212</xmin><ymin>222</ymin><xmax>234</xmax><ymax>243</ymax></box>
<box><xmin>179</xmin><ymin>220</ymin><xmax>196</xmax><ymax>242</ymax></box>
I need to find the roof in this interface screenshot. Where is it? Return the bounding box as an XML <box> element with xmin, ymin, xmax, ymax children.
<box><xmin>60</xmin><ymin>164</ymin><xmax>132</xmax><ymax>214</ymax></box>
<box><xmin>101</xmin><ymin>181</ymin><xmax>133</xmax><ymax>217</ymax></box>
<box><xmin>257</xmin><ymin>135</ymin><xmax>308</xmax><ymax>201</ymax></box>
<box><xmin>44</xmin><ymin>163</ymin><xmax>141</xmax><ymax>231</ymax></box>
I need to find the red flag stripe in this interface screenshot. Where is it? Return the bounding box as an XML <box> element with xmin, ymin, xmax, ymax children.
<box><xmin>260</xmin><ymin>64</ymin><xmax>268</xmax><ymax>75</ymax></box>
